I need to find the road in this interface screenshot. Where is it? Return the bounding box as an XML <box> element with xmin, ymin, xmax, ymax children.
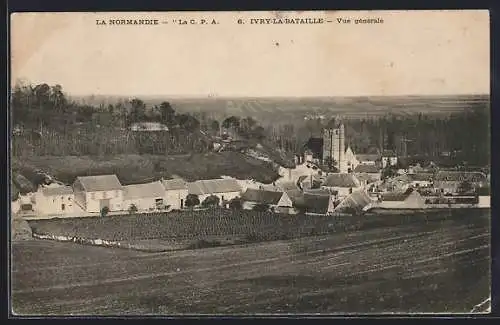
<box><xmin>11</xmin><ymin>215</ymin><xmax>490</xmax><ymax>315</ymax></box>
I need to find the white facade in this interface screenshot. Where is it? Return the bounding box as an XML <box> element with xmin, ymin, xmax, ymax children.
<box><xmin>123</xmin><ymin>197</ymin><xmax>161</xmax><ymax>212</ymax></box>
<box><xmin>85</xmin><ymin>190</ymin><xmax>124</xmax><ymax>213</ymax></box>
<box><xmin>34</xmin><ymin>187</ymin><xmax>75</xmax><ymax>216</ymax></box>
<box><xmin>345</xmin><ymin>147</ymin><xmax>360</xmax><ymax>171</ymax></box>
<box><xmin>165</xmin><ymin>189</ymin><xmax>189</xmax><ymax>210</ymax></box>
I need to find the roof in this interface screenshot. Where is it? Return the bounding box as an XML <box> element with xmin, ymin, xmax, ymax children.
<box><xmin>13</xmin><ymin>173</ymin><xmax>36</xmax><ymax>193</ymax></box>
<box><xmin>382</xmin><ymin>150</ymin><xmax>397</xmax><ymax>157</ymax></box>
<box><xmin>162</xmin><ymin>179</ymin><xmax>188</xmax><ymax>191</ymax></box>
<box><xmin>241</xmin><ymin>188</ymin><xmax>284</xmax><ymax>205</ymax></box>
<box><xmin>356</xmin><ymin>154</ymin><xmax>380</xmax><ymax>162</ymax></box>
<box><xmin>42</xmin><ymin>186</ymin><xmax>74</xmax><ymax>197</ymax></box>
<box><xmin>303</xmin><ymin>193</ymin><xmax>331</xmax><ymax>214</ymax></box>
<box><xmin>123</xmin><ymin>181</ymin><xmax>165</xmax><ymax>200</ymax></box>
<box><xmin>279</xmin><ymin>182</ymin><xmax>298</xmax><ymax>192</ymax></box>
<box><xmin>188</xmin><ymin>179</ymin><xmax>241</xmax><ymax>195</ymax></box>
<box><xmin>304</xmin><ymin>188</ymin><xmax>335</xmax><ymax>196</ymax></box>
<box><xmin>409</xmin><ymin>173</ymin><xmax>434</xmax><ymax>182</ymax></box>
<box><xmin>434</xmin><ymin>171</ymin><xmax>487</xmax><ymax>183</ymax></box>
<box><xmin>323</xmin><ymin>173</ymin><xmax>361</xmax><ymax>188</ymax></box>
<box><xmin>76</xmin><ymin>174</ymin><xmax>123</xmax><ymax>192</ymax></box>
<box><xmin>353</xmin><ymin>164</ymin><xmax>380</xmax><ymax>173</ymax></box>
<box><xmin>381</xmin><ymin>189</ymin><xmax>414</xmax><ymax>201</ymax></box>
<box><xmin>285</xmin><ymin>189</ymin><xmax>303</xmax><ymax>204</ymax></box>
<box><xmin>130</xmin><ymin>122</ymin><xmax>169</xmax><ymax>131</ymax></box>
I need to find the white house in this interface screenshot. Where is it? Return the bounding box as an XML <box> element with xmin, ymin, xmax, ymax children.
<box><xmin>377</xmin><ymin>189</ymin><xmax>426</xmax><ymax>209</ymax></box>
<box><xmin>162</xmin><ymin>178</ymin><xmax>189</xmax><ymax>210</ymax></box>
<box><xmin>129</xmin><ymin>122</ymin><xmax>169</xmax><ymax>132</ymax></box>
<box><xmin>34</xmin><ymin>185</ymin><xmax>75</xmax><ymax>216</ymax></box>
<box><xmin>72</xmin><ymin>174</ymin><xmax>124</xmax><ymax>213</ymax></box>
<box><xmin>240</xmin><ymin>188</ymin><xmax>294</xmax><ymax>214</ymax></box>
<box><xmin>353</xmin><ymin>164</ymin><xmax>381</xmax><ymax>184</ymax></box>
<box><xmin>321</xmin><ymin>173</ymin><xmax>362</xmax><ymax>199</ymax></box>
<box><xmin>187</xmin><ymin>179</ymin><xmax>242</xmax><ymax>207</ymax></box>
<box><xmin>381</xmin><ymin>150</ymin><xmax>398</xmax><ymax>168</ymax></box>
<box><xmin>355</xmin><ymin>154</ymin><xmax>380</xmax><ymax>166</ymax></box>
<box><xmin>123</xmin><ymin>181</ymin><xmax>166</xmax><ymax>212</ymax></box>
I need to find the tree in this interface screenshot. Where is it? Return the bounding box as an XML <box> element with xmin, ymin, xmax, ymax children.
<box><xmin>252</xmin><ymin>203</ymin><xmax>270</xmax><ymax>212</ymax></box>
<box><xmin>222</xmin><ymin>116</ymin><xmax>240</xmax><ymax>129</ymax></box>
<box><xmin>100</xmin><ymin>206</ymin><xmax>110</xmax><ymax>217</ymax></box>
<box><xmin>185</xmin><ymin>194</ymin><xmax>200</xmax><ymax>208</ymax></box>
<box><xmin>209</xmin><ymin>120</ymin><xmax>220</xmax><ymax>134</ymax></box>
<box><xmin>128</xmin><ymin>203</ymin><xmax>138</xmax><ymax>214</ymax></box>
<box><xmin>381</xmin><ymin>166</ymin><xmax>397</xmax><ymax>180</ymax></box>
<box><xmin>129</xmin><ymin>98</ymin><xmax>146</xmax><ymax>124</ymax></box>
<box><xmin>202</xmin><ymin>195</ymin><xmax>220</xmax><ymax>207</ymax></box>
<box><xmin>176</xmin><ymin>114</ymin><xmax>200</xmax><ymax>132</ymax></box>
<box><xmin>229</xmin><ymin>197</ymin><xmax>243</xmax><ymax>210</ymax></box>
<box><xmin>159</xmin><ymin>101</ymin><xmax>176</xmax><ymax>125</ymax></box>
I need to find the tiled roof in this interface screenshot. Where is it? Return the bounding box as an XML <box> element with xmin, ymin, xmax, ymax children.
<box><xmin>188</xmin><ymin>179</ymin><xmax>241</xmax><ymax>195</ymax></box>
<box><xmin>356</xmin><ymin>154</ymin><xmax>380</xmax><ymax>162</ymax></box>
<box><xmin>76</xmin><ymin>174</ymin><xmax>123</xmax><ymax>192</ymax></box>
<box><xmin>13</xmin><ymin>173</ymin><xmax>36</xmax><ymax>193</ymax></box>
<box><xmin>353</xmin><ymin>164</ymin><xmax>380</xmax><ymax>173</ymax></box>
<box><xmin>409</xmin><ymin>173</ymin><xmax>434</xmax><ymax>182</ymax></box>
<box><xmin>241</xmin><ymin>188</ymin><xmax>284</xmax><ymax>205</ymax></box>
<box><xmin>303</xmin><ymin>193</ymin><xmax>331</xmax><ymax>214</ymax></box>
<box><xmin>123</xmin><ymin>181</ymin><xmax>165</xmax><ymax>200</ymax></box>
<box><xmin>434</xmin><ymin>171</ymin><xmax>487</xmax><ymax>183</ymax></box>
<box><xmin>42</xmin><ymin>186</ymin><xmax>74</xmax><ymax>197</ymax></box>
<box><xmin>323</xmin><ymin>173</ymin><xmax>361</xmax><ymax>188</ymax></box>
<box><xmin>162</xmin><ymin>179</ymin><xmax>188</xmax><ymax>191</ymax></box>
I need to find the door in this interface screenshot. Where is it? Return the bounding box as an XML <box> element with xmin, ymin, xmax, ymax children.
<box><xmin>100</xmin><ymin>199</ymin><xmax>111</xmax><ymax>210</ymax></box>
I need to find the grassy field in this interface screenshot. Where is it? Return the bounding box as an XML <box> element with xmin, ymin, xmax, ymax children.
<box><xmin>12</xmin><ymin>209</ymin><xmax>490</xmax><ymax>315</ymax></box>
<box><xmin>12</xmin><ymin>151</ymin><xmax>280</xmax><ymax>185</ymax></box>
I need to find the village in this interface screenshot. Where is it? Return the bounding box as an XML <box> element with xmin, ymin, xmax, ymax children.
<box><xmin>11</xmin><ymin>119</ymin><xmax>491</xmax><ymax>221</ymax></box>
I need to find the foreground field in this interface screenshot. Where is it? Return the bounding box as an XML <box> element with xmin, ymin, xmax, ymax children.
<box><xmin>12</xmin><ymin>210</ymin><xmax>490</xmax><ymax>315</ymax></box>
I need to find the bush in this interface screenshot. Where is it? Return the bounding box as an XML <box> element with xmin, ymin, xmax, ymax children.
<box><xmin>229</xmin><ymin>197</ymin><xmax>242</xmax><ymax>210</ymax></box>
<box><xmin>185</xmin><ymin>194</ymin><xmax>200</xmax><ymax>208</ymax></box>
<box><xmin>202</xmin><ymin>195</ymin><xmax>220</xmax><ymax>207</ymax></box>
<box><xmin>100</xmin><ymin>206</ymin><xmax>110</xmax><ymax>217</ymax></box>
<box><xmin>128</xmin><ymin>204</ymin><xmax>138</xmax><ymax>214</ymax></box>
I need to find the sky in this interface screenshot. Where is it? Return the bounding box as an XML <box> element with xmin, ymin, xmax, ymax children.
<box><xmin>11</xmin><ymin>10</ymin><xmax>490</xmax><ymax>97</ymax></box>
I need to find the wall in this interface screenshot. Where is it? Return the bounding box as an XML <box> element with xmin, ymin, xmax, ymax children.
<box><xmin>86</xmin><ymin>190</ymin><xmax>123</xmax><ymax>213</ymax></box>
<box><xmin>277</xmin><ymin>193</ymin><xmax>293</xmax><ymax>208</ymax></box>
<box><xmin>35</xmin><ymin>193</ymin><xmax>75</xmax><ymax>215</ymax></box>
<box><xmin>197</xmin><ymin>191</ymin><xmax>241</xmax><ymax>208</ymax></box>
<box><xmin>11</xmin><ymin>199</ymin><xmax>20</xmax><ymax>215</ymax></box>
<box><xmin>73</xmin><ymin>179</ymin><xmax>87</xmax><ymax>211</ymax></box>
<box><xmin>165</xmin><ymin>189</ymin><xmax>188</xmax><ymax>210</ymax></box>
<box><xmin>378</xmin><ymin>192</ymin><xmax>426</xmax><ymax>209</ymax></box>
<box><xmin>478</xmin><ymin>196</ymin><xmax>490</xmax><ymax>208</ymax></box>
<box><xmin>123</xmin><ymin>197</ymin><xmax>161</xmax><ymax>212</ymax></box>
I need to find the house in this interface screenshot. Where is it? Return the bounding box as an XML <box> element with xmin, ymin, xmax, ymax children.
<box><xmin>408</xmin><ymin>172</ymin><xmax>434</xmax><ymax>188</ymax></box>
<box><xmin>321</xmin><ymin>173</ymin><xmax>362</xmax><ymax>198</ymax></box>
<box><xmin>334</xmin><ymin>189</ymin><xmax>373</xmax><ymax>213</ymax></box>
<box><xmin>162</xmin><ymin>178</ymin><xmax>189</xmax><ymax>210</ymax></box>
<box><xmin>123</xmin><ymin>181</ymin><xmax>166</xmax><ymax>212</ymax></box>
<box><xmin>301</xmin><ymin>193</ymin><xmax>336</xmax><ymax>215</ymax></box>
<box><xmin>188</xmin><ymin>179</ymin><xmax>242</xmax><ymax>207</ymax></box>
<box><xmin>381</xmin><ymin>150</ymin><xmax>398</xmax><ymax>168</ymax></box>
<box><xmin>345</xmin><ymin>146</ymin><xmax>360</xmax><ymax>172</ymax></box>
<box><xmin>34</xmin><ymin>185</ymin><xmax>75</xmax><ymax>216</ymax></box>
<box><xmin>355</xmin><ymin>154</ymin><xmax>380</xmax><ymax>166</ymax></box>
<box><xmin>353</xmin><ymin>164</ymin><xmax>381</xmax><ymax>184</ymax></box>
<box><xmin>434</xmin><ymin>171</ymin><xmax>488</xmax><ymax>194</ymax></box>
<box><xmin>241</xmin><ymin>188</ymin><xmax>294</xmax><ymax>214</ymax></box>
<box><xmin>72</xmin><ymin>174</ymin><xmax>123</xmax><ymax>213</ymax></box>
<box><xmin>129</xmin><ymin>122</ymin><xmax>169</xmax><ymax>132</ymax></box>
<box><xmin>377</xmin><ymin>189</ymin><xmax>426</xmax><ymax>209</ymax></box>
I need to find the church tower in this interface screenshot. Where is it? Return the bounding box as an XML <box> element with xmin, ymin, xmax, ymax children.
<box><xmin>322</xmin><ymin>119</ymin><xmax>348</xmax><ymax>173</ymax></box>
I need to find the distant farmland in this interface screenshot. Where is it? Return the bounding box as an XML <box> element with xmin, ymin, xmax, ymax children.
<box><xmin>71</xmin><ymin>94</ymin><xmax>490</xmax><ymax>125</ymax></box>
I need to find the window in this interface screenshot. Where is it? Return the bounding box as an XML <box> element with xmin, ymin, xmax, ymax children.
<box><xmin>61</xmin><ymin>204</ymin><xmax>65</xmax><ymax>211</ymax></box>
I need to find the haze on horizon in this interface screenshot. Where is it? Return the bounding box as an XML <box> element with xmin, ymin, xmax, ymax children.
<box><xmin>11</xmin><ymin>10</ymin><xmax>489</xmax><ymax>98</ymax></box>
